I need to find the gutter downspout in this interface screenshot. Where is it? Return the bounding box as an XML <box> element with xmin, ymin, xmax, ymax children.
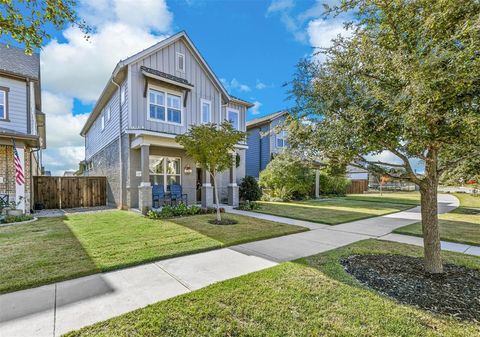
<box><xmin>111</xmin><ymin>78</ymin><xmax>124</xmax><ymax>209</ymax></box>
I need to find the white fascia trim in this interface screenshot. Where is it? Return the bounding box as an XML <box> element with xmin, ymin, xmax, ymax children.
<box><xmin>125</xmin><ymin>129</ymin><xmax>177</xmax><ymax>138</ymax></box>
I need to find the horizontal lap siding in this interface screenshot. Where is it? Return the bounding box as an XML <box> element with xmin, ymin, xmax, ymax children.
<box><xmin>246</xmin><ymin>127</ymin><xmax>261</xmax><ymax>177</ymax></box>
<box><xmin>85</xmin><ymin>81</ymin><xmax>126</xmax><ymax>159</ymax></box>
<box><xmin>130</xmin><ymin>39</ymin><xmax>221</xmax><ymax>134</ymax></box>
<box><xmin>0</xmin><ymin>77</ymin><xmax>27</xmax><ymax>134</ymax></box>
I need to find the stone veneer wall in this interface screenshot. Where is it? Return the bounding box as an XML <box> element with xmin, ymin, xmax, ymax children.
<box><xmin>87</xmin><ymin>139</ymin><xmax>121</xmax><ymax>207</ymax></box>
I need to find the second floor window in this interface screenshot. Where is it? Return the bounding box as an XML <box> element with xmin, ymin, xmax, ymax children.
<box><xmin>228</xmin><ymin>109</ymin><xmax>239</xmax><ymax>130</ymax></box>
<box><xmin>101</xmin><ymin>115</ymin><xmax>105</xmax><ymax>131</ymax></box>
<box><xmin>201</xmin><ymin>99</ymin><xmax>211</xmax><ymax>124</ymax></box>
<box><xmin>107</xmin><ymin>106</ymin><xmax>111</xmax><ymax>121</ymax></box>
<box><xmin>0</xmin><ymin>88</ymin><xmax>7</xmax><ymax>120</ymax></box>
<box><xmin>276</xmin><ymin>130</ymin><xmax>287</xmax><ymax>148</ymax></box>
<box><xmin>121</xmin><ymin>85</ymin><xmax>126</xmax><ymax>105</ymax></box>
<box><xmin>148</xmin><ymin>89</ymin><xmax>182</xmax><ymax>124</ymax></box>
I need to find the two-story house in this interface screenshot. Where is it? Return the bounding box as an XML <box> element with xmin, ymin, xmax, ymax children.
<box><xmin>0</xmin><ymin>44</ymin><xmax>46</xmax><ymax>213</ymax></box>
<box><xmin>80</xmin><ymin>31</ymin><xmax>252</xmax><ymax>213</ymax></box>
<box><xmin>246</xmin><ymin>111</ymin><xmax>289</xmax><ymax>178</ymax></box>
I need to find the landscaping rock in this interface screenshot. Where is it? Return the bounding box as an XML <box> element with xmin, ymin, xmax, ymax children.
<box><xmin>341</xmin><ymin>254</ymin><xmax>480</xmax><ymax>322</ymax></box>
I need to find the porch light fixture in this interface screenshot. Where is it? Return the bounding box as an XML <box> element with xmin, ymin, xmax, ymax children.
<box><xmin>184</xmin><ymin>165</ymin><xmax>192</xmax><ymax>175</ymax></box>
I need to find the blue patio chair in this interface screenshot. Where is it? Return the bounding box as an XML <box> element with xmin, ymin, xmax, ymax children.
<box><xmin>170</xmin><ymin>184</ymin><xmax>188</xmax><ymax>205</ymax></box>
<box><xmin>152</xmin><ymin>184</ymin><xmax>167</xmax><ymax>208</ymax></box>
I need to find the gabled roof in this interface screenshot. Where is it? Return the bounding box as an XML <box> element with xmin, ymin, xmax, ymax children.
<box><xmin>0</xmin><ymin>44</ymin><xmax>40</xmax><ymax>80</ymax></box>
<box><xmin>81</xmin><ymin>31</ymin><xmax>252</xmax><ymax>136</ymax></box>
<box><xmin>246</xmin><ymin>110</ymin><xmax>289</xmax><ymax>129</ymax></box>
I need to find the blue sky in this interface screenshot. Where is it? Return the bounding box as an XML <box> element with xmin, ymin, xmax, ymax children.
<box><xmin>4</xmin><ymin>0</ymin><xmax>349</xmax><ymax>174</ymax></box>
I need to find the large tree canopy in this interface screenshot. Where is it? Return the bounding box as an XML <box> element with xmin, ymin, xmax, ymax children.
<box><xmin>0</xmin><ymin>0</ymin><xmax>90</xmax><ymax>54</ymax></box>
<box><xmin>289</xmin><ymin>0</ymin><xmax>480</xmax><ymax>273</ymax></box>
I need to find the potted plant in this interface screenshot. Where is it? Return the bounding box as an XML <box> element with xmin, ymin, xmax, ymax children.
<box><xmin>7</xmin><ymin>196</ymin><xmax>24</xmax><ymax>216</ymax></box>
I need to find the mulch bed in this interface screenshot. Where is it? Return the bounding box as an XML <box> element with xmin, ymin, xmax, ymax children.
<box><xmin>341</xmin><ymin>254</ymin><xmax>480</xmax><ymax>322</ymax></box>
<box><xmin>208</xmin><ymin>218</ymin><xmax>239</xmax><ymax>225</ymax></box>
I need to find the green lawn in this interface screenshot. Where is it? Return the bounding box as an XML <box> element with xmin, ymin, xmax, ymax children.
<box><xmin>255</xmin><ymin>198</ymin><xmax>413</xmax><ymax>225</ymax></box>
<box><xmin>65</xmin><ymin>240</ymin><xmax>480</xmax><ymax>337</ymax></box>
<box><xmin>394</xmin><ymin>192</ymin><xmax>480</xmax><ymax>246</ymax></box>
<box><xmin>172</xmin><ymin>213</ymin><xmax>307</xmax><ymax>246</ymax></box>
<box><xmin>0</xmin><ymin>211</ymin><xmax>305</xmax><ymax>294</ymax></box>
<box><xmin>346</xmin><ymin>191</ymin><xmax>421</xmax><ymax>205</ymax></box>
<box><xmin>452</xmin><ymin>192</ymin><xmax>480</xmax><ymax>208</ymax></box>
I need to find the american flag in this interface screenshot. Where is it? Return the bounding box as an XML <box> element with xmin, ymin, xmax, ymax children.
<box><xmin>13</xmin><ymin>140</ymin><xmax>24</xmax><ymax>185</ymax></box>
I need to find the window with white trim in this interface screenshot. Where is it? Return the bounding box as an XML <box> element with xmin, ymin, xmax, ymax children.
<box><xmin>227</xmin><ymin>109</ymin><xmax>239</xmax><ymax>130</ymax></box>
<box><xmin>167</xmin><ymin>93</ymin><xmax>181</xmax><ymax>123</ymax></box>
<box><xmin>107</xmin><ymin>106</ymin><xmax>111</xmax><ymax>121</ymax></box>
<box><xmin>176</xmin><ymin>52</ymin><xmax>185</xmax><ymax>72</ymax></box>
<box><xmin>101</xmin><ymin>114</ymin><xmax>105</xmax><ymax>131</ymax></box>
<box><xmin>149</xmin><ymin>89</ymin><xmax>165</xmax><ymax>120</ymax></box>
<box><xmin>201</xmin><ymin>99</ymin><xmax>211</xmax><ymax>124</ymax></box>
<box><xmin>149</xmin><ymin>156</ymin><xmax>181</xmax><ymax>188</ymax></box>
<box><xmin>148</xmin><ymin>88</ymin><xmax>182</xmax><ymax>124</ymax></box>
<box><xmin>120</xmin><ymin>85</ymin><xmax>126</xmax><ymax>105</ymax></box>
<box><xmin>276</xmin><ymin>130</ymin><xmax>287</xmax><ymax>148</ymax></box>
<box><xmin>0</xmin><ymin>89</ymin><xmax>6</xmax><ymax>120</ymax></box>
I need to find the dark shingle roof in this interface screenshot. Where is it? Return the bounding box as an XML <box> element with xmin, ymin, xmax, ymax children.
<box><xmin>246</xmin><ymin>110</ymin><xmax>289</xmax><ymax>129</ymax></box>
<box><xmin>0</xmin><ymin>44</ymin><xmax>40</xmax><ymax>80</ymax></box>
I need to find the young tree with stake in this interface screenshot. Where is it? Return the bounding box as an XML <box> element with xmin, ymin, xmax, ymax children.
<box><xmin>289</xmin><ymin>0</ymin><xmax>480</xmax><ymax>273</ymax></box>
<box><xmin>176</xmin><ymin>122</ymin><xmax>245</xmax><ymax>223</ymax></box>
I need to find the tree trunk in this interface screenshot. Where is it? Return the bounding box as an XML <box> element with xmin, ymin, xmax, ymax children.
<box><xmin>420</xmin><ymin>148</ymin><xmax>443</xmax><ymax>274</ymax></box>
<box><xmin>211</xmin><ymin>173</ymin><xmax>221</xmax><ymax>222</ymax></box>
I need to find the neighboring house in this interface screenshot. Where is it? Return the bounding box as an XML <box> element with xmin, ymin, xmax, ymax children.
<box><xmin>63</xmin><ymin>170</ymin><xmax>76</xmax><ymax>177</ymax></box>
<box><xmin>80</xmin><ymin>31</ymin><xmax>253</xmax><ymax>212</ymax></box>
<box><xmin>0</xmin><ymin>44</ymin><xmax>46</xmax><ymax>213</ymax></box>
<box><xmin>246</xmin><ymin>111</ymin><xmax>289</xmax><ymax>178</ymax></box>
<box><xmin>346</xmin><ymin>165</ymin><xmax>369</xmax><ymax>181</ymax></box>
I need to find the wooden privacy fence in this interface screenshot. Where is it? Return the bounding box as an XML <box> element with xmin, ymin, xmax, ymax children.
<box><xmin>34</xmin><ymin>176</ymin><xmax>107</xmax><ymax>209</ymax></box>
<box><xmin>346</xmin><ymin>179</ymin><xmax>369</xmax><ymax>194</ymax></box>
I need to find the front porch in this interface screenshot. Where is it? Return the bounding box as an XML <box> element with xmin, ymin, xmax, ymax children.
<box><xmin>129</xmin><ymin>134</ymin><xmax>239</xmax><ymax>213</ymax></box>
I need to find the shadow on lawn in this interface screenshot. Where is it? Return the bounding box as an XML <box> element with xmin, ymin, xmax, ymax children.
<box><xmin>0</xmin><ymin>217</ymin><xmax>115</xmax><ymax>322</ymax></box>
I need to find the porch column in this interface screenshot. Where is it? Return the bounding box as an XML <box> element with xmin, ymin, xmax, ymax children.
<box><xmin>315</xmin><ymin>169</ymin><xmax>320</xmax><ymax>199</ymax></box>
<box><xmin>201</xmin><ymin>169</ymin><xmax>214</xmax><ymax>208</ymax></box>
<box><xmin>228</xmin><ymin>152</ymin><xmax>239</xmax><ymax>207</ymax></box>
<box><xmin>138</xmin><ymin>144</ymin><xmax>152</xmax><ymax>214</ymax></box>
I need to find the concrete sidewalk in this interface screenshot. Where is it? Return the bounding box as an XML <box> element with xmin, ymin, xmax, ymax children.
<box><xmin>1</xmin><ymin>193</ymin><xmax>477</xmax><ymax>337</ymax></box>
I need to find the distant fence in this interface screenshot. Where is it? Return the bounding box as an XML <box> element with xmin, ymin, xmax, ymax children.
<box><xmin>346</xmin><ymin>180</ymin><xmax>369</xmax><ymax>194</ymax></box>
<box><xmin>33</xmin><ymin>176</ymin><xmax>107</xmax><ymax>209</ymax></box>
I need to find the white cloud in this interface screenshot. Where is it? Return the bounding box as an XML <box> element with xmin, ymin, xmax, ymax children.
<box><xmin>266</xmin><ymin>0</ymin><xmax>295</xmax><ymax>15</ymax></box>
<box><xmin>251</xmin><ymin>101</ymin><xmax>262</xmax><ymax>115</ymax></box>
<box><xmin>266</xmin><ymin>0</ymin><xmax>349</xmax><ymax>47</ymax></box>
<box><xmin>256</xmin><ymin>80</ymin><xmax>267</xmax><ymax>90</ymax></box>
<box><xmin>40</xmin><ymin>0</ymin><xmax>173</xmax><ymax>175</ymax></box>
<box><xmin>221</xmin><ymin>78</ymin><xmax>251</xmax><ymax>93</ymax></box>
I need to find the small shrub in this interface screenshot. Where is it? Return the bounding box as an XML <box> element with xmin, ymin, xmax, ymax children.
<box><xmin>319</xmin><ymin>173</ymin><xmax>351</xmax><ymax>196</ymax></box>
<box><xmin>237</xmin><ymin>200</ymin><xmax>260</xmax><ymax>211</ymax></box>
<box><xmin>259</xmin><ymin>153</ymin><xmax>314</xmax><ymax>201</ymax></box>
<box><xmin>4</xmin><ymin>214</ymin><xmax>34</xmax><ymax>223</ymax></box>
<box><xmin>239</xmin><ymin>176</ymin><xmax>262</xmax><ymax>201</ymax></box>
<box><xmin>147</xmin><ymin>203</ymin><xmax>202</xmax><ymax>219</ymax></box>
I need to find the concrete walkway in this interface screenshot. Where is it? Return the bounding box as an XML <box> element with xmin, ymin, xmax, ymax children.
<box><xmin>1</xmin><ymin>193</ymin><xmax>478</xmax><ymax>336</ymax></box>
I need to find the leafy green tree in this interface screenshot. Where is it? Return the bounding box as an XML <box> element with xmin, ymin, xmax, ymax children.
<box><xmin>259</xmin><ymin>152</ymin><xmax>314</xmax><ymax>201</ymax></box>
<box><xmin>289</xmin><ymin>0</ymin><xmax>480</xmax><ymax>273</ymax></box>
<box><xmin>176</xmin><ymin>122</ymin><xmax>245</xmax><ymax>222</ymax></box>
<box><xmin>0</xmin><ymin>0</ymin><xmax>90</xmax><ymax>54</ymax></box>
<box><xmin>440</xmin><ymin>157</ymin><xmax>480</xmax><ymax>186</ymax></box>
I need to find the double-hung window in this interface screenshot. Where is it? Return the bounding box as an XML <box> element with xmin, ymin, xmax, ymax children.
<box><xmin>0</xmin><ymin>88</ymin><xmax>7</xmax><ymax>120</ymax></box>
<box><xmin>167</xmin><ymin>94</ymin><xmax>181</xmax><ymax>123</ymax></box>
<box><xmin>149</xmin><ymin>156</ymin><xmax>181</xmax><ymax>188</ymax></box>
<box><xmin>276</xmin><ymin>130</ymin><xmax>287</xmax><ymax>148</ymax></box>
<box><xmin>148</xmin><ymin>88</ymin><xmax>182</xmax><ymax>124</ymax></box>
<box><xmin>227</xmin><ymin>109</ymin><xmax>239</xmax><ymax>130</ymax></box>
<box><xmin>201</xmin><ymin>99</ymin><xmax>211</xmax><ymax>124</ymax></box>
<box><xmin>149</xmin><ymin>89</ymin><xmax>165</xmax><ymax>120</ymax></box>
